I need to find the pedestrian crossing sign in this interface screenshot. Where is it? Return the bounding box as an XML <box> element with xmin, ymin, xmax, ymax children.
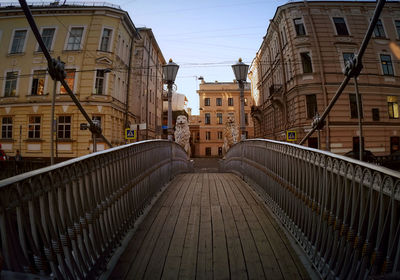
<box><xmin>125</xmin><ymin>128</ymin><xmax>136</xmax><ymax>140</ymax></box>
<box><xmin>286</xmin><ymin>131</ymin><xmax>296</xmax><ymax>141</ymax></box>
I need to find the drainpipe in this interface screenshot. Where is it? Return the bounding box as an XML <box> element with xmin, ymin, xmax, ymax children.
<box><xmin>303</xmin><ymin>2</ymin><xmax>330</xmax><ymax>150</ymax></box>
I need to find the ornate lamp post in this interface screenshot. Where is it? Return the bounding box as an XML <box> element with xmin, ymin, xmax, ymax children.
<box><xmin>232</xmin><ymin>58</ymin><xmax>249</xmax><ymax>141</ymax></box>
<box><xmin>162</xmin><ymin>59</ymin><xmax>179</xmax><ymax>141</ymax></box>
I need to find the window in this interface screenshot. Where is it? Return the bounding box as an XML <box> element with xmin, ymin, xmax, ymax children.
<box><xmin>205</xmin><ymin>147</ymin><xmax>211</xmax><ymax>156</ymax></box>
<box><xmin>95</xmin><ymin>69</ymin><xmax>106</xmax><ymax>94</ymax></box>
<box><xmin>306</xmin><ymin>94</ymin><xmax>317</xmax><ymax>119</ymax></box>
<box><xmin>218</xmin><ymin>147</ymin><xmax>223</xmax><ymax>157</ymax></box>
<box><xmin>1</xmin><ymin>117</ymin><xmax>12</xmax><ymax>139</ymax></box>
<box><xmin>216</xmin><ymin>97</ymin><xmax>222</xmax><ymax>106</ymax></box>
<box><xmin>333</xmin><ymin>17</ymin><xmax>349</xmax><ymax>36</ymax></box>
<box><xmin>228</xmin><ymin>97</ymin><xmax>234</xmax><ymax>106</ymax></box>
<box><xmin>217</xmin><ymin>113</ymin><xmax>223</xmax><ymax>124</ymax></box>
<box><xmin>206</xmin><ymin>131</ymin><xmax>211</xmax><ymax>140</ymax></box>
<box><xmin>293</xmin><ymin>18</ymin><xmax>306</xmax><ymax>36</ymax></box>
<box><xmin>38</xmin><ymin>28</ymin><xmax>55</xmax><ymax>52</ymax></box>
<box><xmin>245</xmin><ymin>113</ymin><xmax>249</xmax><ymax>125</ymax></box>
<box><xmin>372</xmin><ymin>108</ymin><xmax>380</xmax><ymax>121</ymax></box>
<box><xmin>301</xmin><ymin>52</ymin><xmax>313</xmax><ymax>73</ymax></box>
<box><xmin>349</xmin><ymin>94</ymin><xmax>363</xmax><ymax>119</ymax></box>
<box><xmin>374</xmin><ymin>19</ymin><xmax>386</xmax><ymax>38</ymax></box>
<box><xmin>343</xmin><ymin>53</ymin><xmax>354</xmax><ymax>67</ymax></box>
<box><xmin>31</xmin><ymin>70</ymin><xmax>46</xmax><ymax>95</ymax></box>
<box><xmin>217</xmin><ymin>131</ymin><xmax>223</xmax><ymax>140</ymax></box>
<box><xmin>380</xmin><ymin>55</ymin><xmax>394</xmax><ymax>76</ymax></box>
<box><xmin>57</xmin><ymin>116</ymin><xmax>71</xmax><ymax>139</ymax></box>
<box><xmin>244</xmin><ymin>98</ymin><xmax>248</xmax><ymax>106</ymax></box>
<box><xmin>395</xmin><ymin>20</ymin><xmax>400</xmax><ymax>38</ymax></box>
<box><xmin>60</xmin><ymin>69</ymin><xmax>75</xmax><ymax>94</ymax></box>
<box><xmin>100</xmin><ymin>28</ymin><xmax>112</xmax><ymax>52</ymax></box>
<box><xmin>66</xmin><ymin>27</ymin><xmax>84</xmax><ymax>50</ymax></box>
<box><xmin>28</xmin><ymin>116</ymin><xmax>41</xmax><ymax>139</ymax></box>
<box><xmin>308</xmin><ymin>137</ymin><xmax>318</xmax><ymax>149</ymax></box>
<box><xmin>387</xmin><ymin>96</ymin><xmax>399</xmax><ymax>119</ymax></box>
<box><xmin>4</xmin><ymin>71</ymin><xmax>18</xmax><ymax>97</ymax></box>
<box><xmin>204</xmin><ymin>98</ymin><xmax>210</xmax><ymax>106</ymax></box>
<box><xmin>10</xmin><ymin>30</ymin><xmax>27</xmax><ymax>54</ymax></box>
<box><xmin>205</xmin><ymin>113</ymin><xmax>210</xmax><ymax>124</ymax></box>
<box><xmin>391</xmin><ymin>137</ymin><xmax>400</xmax><ymax>154</ymax></box>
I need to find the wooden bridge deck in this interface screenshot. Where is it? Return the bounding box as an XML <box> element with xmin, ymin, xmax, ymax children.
<box><xmin>110</xmin><ymin>173</ymin><xmax>310</xmax><ymax>279</ymax></box>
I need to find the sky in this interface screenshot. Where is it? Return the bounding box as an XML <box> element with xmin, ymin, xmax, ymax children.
<box><xmin>116</xmin><ymin>0</ymin><xmax>289</xmax><ymax>115</ymax></box>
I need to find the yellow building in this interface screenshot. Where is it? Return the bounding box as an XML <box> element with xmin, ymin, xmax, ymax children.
<box><xmin>0</xmin><ymin>2</ymin><xmax>140</xmax><ymax>159</ymax></box>
<box><xmin>193</xmin><ymin>80</ymin><xmax>253</xmax><ymax>157</ymax></box>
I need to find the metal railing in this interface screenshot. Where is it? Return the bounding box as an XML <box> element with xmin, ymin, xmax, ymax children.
<box><xmin>222</xmin><ymin>139</ymin><xmax>400</xmax><ymax>279</ymax></box>
<box><xmin>0</xmin><ymin>140</ymin><xmax>192</xmax><ymax>278</ymax></box>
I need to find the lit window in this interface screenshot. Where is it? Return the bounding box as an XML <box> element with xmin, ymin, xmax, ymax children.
<box><xmin>387</xmin><ymin>96</ymin><xmax>399</xmax><ymax>119</ymax></box>
<box><xmin>1</xmin><ymin>117</ymin><xmax>12</xmax><ymax>139</ymax></box>
<box><xmin>100</xmin><ymin>28</ymin><xmax>112</xmax><ymax>52</ymax></box>
<box><xmin>66</xmin><ymin>27</ymin><xmax>83</xmax><ymax>50</ymax></box>
<box><xmin>380</xmin><ymin>55</ymin><xmax>394</xmax><ymax>76</ymax></box>
<box><xmin>293</xmin><ymin>18</ymin><xmax>306</xmax><ymax>36</ymax></box>
<box><xmin>57</xmin><ymin>116</ymin><xmax>71</xmax><ymax>139</ymax></box>
<box><xmin>38</xmin><ymin>28</ymin><xmax>55</xmax><ymax>52</ymax></box>
<box><xmin>333</xmin><ymin>17</ymin><xmax>349</xmax><ymax>36</ymax></box>
<box><xmin>10</xmin><ymin>30</ymin><xmax>27</xmax><ymax>54</ymax></box>
<box><xmin>31</xmin><ymin>70</ymin><xmax>46</xmax><ymax>95</ymax></box>
<box><xmin>60</xmin><ymin>69</ymin><xmax>75</xmax><ymax>94</ymax></box>
<box><xmin>28</xmin><ymin>116</ymin><xmax>41</xmax><ymax>139</ymax></box>
<box><xmin>301</xmin><ymin>52</ymin><xmax>313</xmax><ymax>73</ymax></box>
<box><xmin>4</xmin><ymin>71</ymin><xmax>18</xmax><ymax>97</ymax></box>
<box><xmin>95</xmin><ymin>69</ymin><xmax>106</xmax><ymax>94</ymax></box>
<box><xmin>374</xmin><ymin>19</ymin><xmax>386</xmax><ymax>38</ymax></box>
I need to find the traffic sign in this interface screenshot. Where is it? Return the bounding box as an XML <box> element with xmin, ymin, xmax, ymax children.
<box><xmin>125</xmin><ymin>128</ymin><xmax>136</xmax><ymax>140</ymax></box>
<box><xmin>286</xmin><ymin>131</ymin><xmax>296</xmax><ymax>141</ymax></box>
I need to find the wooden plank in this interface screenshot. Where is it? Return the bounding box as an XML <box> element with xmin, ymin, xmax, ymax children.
<box><xmin>196</xmin><ymin>174</ymin><xmax>213</xmax><ymax>280</ymax></box>
<box><xmin>109</xmin><ymin>174</ymin><xmax>185</xmax><ymax>279</ymax></box>
<box><xmin>142</xmin><ymin>174</ymin><xmax>195</xmax><ymax>279</ymax></box>
<box><xmin>218</xmin><ymin>173</ymin><xmax>239</xmax><ymax>207</ymax></box>
<box><xmin>227</xmin><ymin>173</ymin><xmax>258</xmax><ymax>207</ymax></box>
<box><xmin>162</xmin><ymin>174</ymin><xmax>199</xmax><ymax>280</ymax></box>
<box><xmin>178</xmin><ymin>205</ymin><xmax>200</xmax><ymax>279</ymax></box>
<box><xmin>209</xmin><ymin>172</ymin><xmax>219</xmax><ymax>206</ymax></box>
<box><xmin>211</xmin><ymin>205</ymin><xmax>230</xmax><ymax>280</ymax></box>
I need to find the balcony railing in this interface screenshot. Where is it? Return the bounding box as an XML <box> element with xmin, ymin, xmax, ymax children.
<box><xmin>221</xmin><ymin>139</ymin><xmax>400</xmax><ymax>279</ymax></box>
<box><xmin>0</xmin><ymin>140</ymin><xmax>192</xmax><ymax>278</ymax></box>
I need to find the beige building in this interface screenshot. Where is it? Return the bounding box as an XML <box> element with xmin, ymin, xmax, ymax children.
<box><xmin>0</xmin><ymin>3</ymin><xmax>141</xmax><ymax>159</ymax></box>
<box><xmin>251</xmin><ymin>1</ymin><xmax>400</xmax><ymax>156</ymax></box>
<box><xmin>192</xmin><ymin>80</ymin><xmax>253</xmax><ymax>157</ymax></box>
<box><xmin>132</xmin><ymin>28</ymin><xmax>165</xmax><ymax>140</ymax></box>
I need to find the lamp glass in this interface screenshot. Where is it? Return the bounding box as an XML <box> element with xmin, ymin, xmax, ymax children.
<box><xmin>163</xmin><ymin>60</ymin><xmax>179</xmax><ymax>83</ymax></box>
<box><xmin>232</xmin><ymin>60</ymin><xmax>249</xmax><ymax>82</ymax></box>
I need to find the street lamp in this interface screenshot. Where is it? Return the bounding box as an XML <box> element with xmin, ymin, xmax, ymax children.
<box><xmin>232</xmin><ymin>58</ymin><xmax>249</xmax><ymax>141</ymax></box>
<box><xmin>163</xmin><ymin>58</ymin><xmax>179</xmax><ymax>141</ymax></box>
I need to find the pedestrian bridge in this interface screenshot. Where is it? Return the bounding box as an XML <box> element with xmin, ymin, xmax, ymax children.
<box><xmin>1</xmin><ymin>139</ymin><xmax>399</xmax><ymax>279</ymax></box>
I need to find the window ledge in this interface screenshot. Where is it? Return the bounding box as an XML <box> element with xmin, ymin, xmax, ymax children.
<box><xmin>0</xmin><ymin>138</ymin><xmax>15</xmax><ymax>143</ymax></box>
<box><xmin>62</xmin><ymin>49</ymin><xmax>82</xmax><ymax>53</ymax></box>
<box><xmin>25</xmin><ymin>138</ymin><xmax>44</xmax><ymax>142</ymax></box>
<box><xmin>7</xmin><ymin>52</ymin><xmax>25</xmax><ymax>56</ymax></box>
<box><xmin>57</xmin><ymin>138</ymin><xmax>74</xmax><ymax>142</ymax></box>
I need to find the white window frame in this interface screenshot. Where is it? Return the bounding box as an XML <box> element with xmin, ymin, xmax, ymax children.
<box><xmin>98</xmin><ymin>26</ymin><xmax>114</xmax><ymax>52</ymax></box>
<box><xmin>64</xmin><ymin>25</ymin><xmax>86</xmax><ymax>51</ymax></box>
<box><xmin>9</xmin><ymin>28</ymin><xmax>28</xmax><ymax>54</ymax></box>
<box><xmin>29</xmin><ymin>68</ymin><xmax>48</xmax><ymax>96</ymax></box>
<box><xmin>331</xmin><ymin>16</ymin><xmax>351</xmax><ymax>36</ymax></box>
<box><xmin>293</xmin><ymin>17</ymin><xmax>307</xmax><ymax>36</ymax></box>
<box><xmin>36</xmin><ymin>26</ymin><xmax>57</xmax><ymax>52</ymax></box>
<box><xmin>58</xmin><ymin>67</ymin><xmax>78</xmax><ymax>94</ymax></box>
<box><xmin>93</xmin><ymin>68</ymin><xmax>109</xmax><ymax>95</ymax></box>
<box><xmin>379</xmin><ymin>53</ymin><xmax>395</xmax><ymax>76</ymax></box>
<box><xmin>3</xmin><ymin>69</ymin><xmax>20</xmax><ymax>97</ymax></box>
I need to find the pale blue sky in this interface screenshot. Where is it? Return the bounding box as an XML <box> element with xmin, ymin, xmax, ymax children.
<box><xmin>118</xmin><ymin>0</ymin><xmax>289</xmax><ymax>114</ymax></box>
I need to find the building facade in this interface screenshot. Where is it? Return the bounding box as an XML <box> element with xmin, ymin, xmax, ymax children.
<box><xmin>251</xmin><ymin>1</ymin><xmax>400</xmax><ymax>156</ymax></box>
<box><xmin>193</xmin><ymin>80</ymin><xmax>253</xmax><ymax>157</ymax></box>
<box><xmin>0</xmin><ymin>2</ymin><xmax>140</xmax><ymax>159</ymax></box>
<box><xmin>132</xmin><ymin>28</ymin><xmax>165</xmax><ymax>140</ymax></box>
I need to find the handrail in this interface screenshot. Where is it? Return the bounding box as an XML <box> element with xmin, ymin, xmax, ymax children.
<box><xmin>222</xmin><ymin>139</ymin><xmax>400</xmax><ymax>279</ymax></box>
<box><xmin>0</xmin><ymin>140</ymin><xmax>192</xmax><ymax>278</ymax></box>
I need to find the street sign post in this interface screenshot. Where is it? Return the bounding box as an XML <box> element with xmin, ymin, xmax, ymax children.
<box><xmin>125</xmin><ymin>128</ymin><xmax>136</xmax><ymax>140</ymax></box>
<box><xmin>286</xmin><ymin>131</ymin><xmax>297</xmax><ymax>141</ymax></box>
